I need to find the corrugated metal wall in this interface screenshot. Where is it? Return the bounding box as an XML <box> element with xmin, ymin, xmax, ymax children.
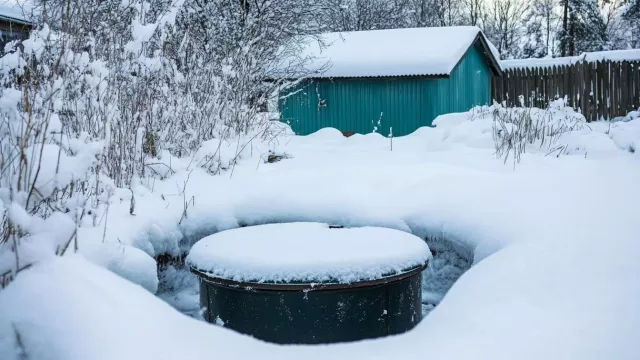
<box><xmin>280</xmin><ymin>42</ymin><xmax>491</xmax><ymax>136</ymax></box>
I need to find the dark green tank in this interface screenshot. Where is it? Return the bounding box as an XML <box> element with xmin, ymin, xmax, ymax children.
<box><xmin>193</xmin><ymin>264</ymin><xmax>425</xmax><ymax>344</ymax></box>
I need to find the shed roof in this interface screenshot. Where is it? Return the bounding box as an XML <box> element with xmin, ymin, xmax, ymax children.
<box><xmin>0</xmin><ymin>1</ymin><xmax>33</xmax><ymax>26</ymax></box>
<box><xmin>292</xmin><ymin>26</ymin><xmax>502</xmax><ymax>79</ymax></box>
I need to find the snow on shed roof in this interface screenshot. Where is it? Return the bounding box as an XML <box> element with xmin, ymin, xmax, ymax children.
<box><xmin>295</xmin><ymin>26</ymin><xmax>501</xmax><ymax>78</ymax></box>
<box><xmin>503</xmin><ymin>49</ymin><xmax>640</xmax><ymax>70</ymax></box>
<box><xmin>0</xmin><ymin>0</ymin><xmax>33</xmax><ymax>25</ymax></box>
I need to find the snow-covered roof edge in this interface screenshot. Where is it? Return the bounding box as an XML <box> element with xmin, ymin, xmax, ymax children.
<box><xmin>319</xmin><ymin>30</ymin><xmax>503</xmax><ymax>79</ymax></box>
<box><xmin>502</xmin><ymin>49</ymin><xmax>640</xmax><ymax>71</ymax></box>
<box><xmin>0</xmin><ymin>1</ymin><xmax>34</xmax><ymax>26</ymax></box>
<box><xmin>273</xmin><ymin>26</ymin><xmax>502</xmax><ymax>80</ymax></box>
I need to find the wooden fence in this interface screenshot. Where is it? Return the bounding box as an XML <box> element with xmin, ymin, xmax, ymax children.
<box><xmin>491</xmin><ymin>60</ymin><xmax>640</xmax><ymax>121</ymax></box>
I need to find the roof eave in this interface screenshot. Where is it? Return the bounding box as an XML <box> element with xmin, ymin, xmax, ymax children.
<box><xmin>311</xmin><ymin>73</ymin><xmax>450</xmax><ymax>80</ymax></box>
<box><xmin>280</xmin><ymin>71</ymin><xmax>450</xmax><ymax>80</ymax></box>
<box><xmin>474</xmin><ymin>34</ymin><xmax>503</xmax><ymax>77</ymax></box>
<box><xmin>0</xmin><ymin>14</ymin><xmax>34</xmax><ymax>27</ymax></box>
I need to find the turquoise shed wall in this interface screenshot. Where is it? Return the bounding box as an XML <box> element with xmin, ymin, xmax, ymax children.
<box><xmin>280</xmin><ymin>42</ymin><xmax>491</xmax><ymax>136</ymax></box>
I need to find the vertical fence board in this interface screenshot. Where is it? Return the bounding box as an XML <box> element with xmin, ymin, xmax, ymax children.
<box><xmin>550</xmin><ymin>65</ymin><xmax>556</xmax><ymax>100</ymax></box>
<box><xmin>591</xmin><ymin>62</ymin><xmax>597</xmax><ymax>120</ymax></box>
<box><xmin>614</xmin><ymin>62</ymin><xmax>620</xmax><ymax>116</ymax></box>
<box><xmin>633</xmin><ymin>61</ymin><xmax>640</xmax><ymax>108</ymax></box>
<box><xmin>563</xmin><ymin>65</ymin><xmax>569</xmax><ymax>103</ymax></box>
<box><xmin>534</xmin><ymin>67</ymin><xmax>541</xmax><ymax>108</ymax></box>
<box><xmin>633</xmin><ymin>63</ymin><xmax>638</xmax><ymax>109</ymax></box>
<box><xmin>633</xmin><ymin>63</ymin><xmax>636</xmax><ymax>110</ymax></box>
<box><xmin>556</xmin><ymin>65</ymin><xmax>561</xmax><ymax>101</ymax></box>
<box><xmin>604</xmin><ymin>61</ymin><xmax>608</xmax><ymax>117</ymax></box>
<box><xmin>620</xmin><ymin>62</ymin><xmax>626</xmax><ymax>115</ymax></box>
<box><xmin>577</xmin><ymin>63</ymin><xmax>583</xmax><ymax>115</ymax></box>
<box><xmin>524</xmin><ymin>67</ymin><xmax>530</xmax><ymax>106</ymax></box>
<box><xmin>597</xmin><ymin>61</ymin><xmax>604</xmax><ymax>120</ymax></box>
<box><xmin>633</xmin><ymin>62</ymin><xmax>640</xmax><ymax>110</ymax></box>
<box><xmin>627</xmin><ymin>61</ymin><xmax>640</xmax><ymax>110</ymax></box>
<box><xmin>582</xmin><ymin>63</ymin><xmax>590</xmax><ymax>119</ymax></box>
<box><xmin>626</xmin><ymin>61</ymin><xmax>633</xmax><ymax>113</ymax></box>
<box><xmin>547</xmin><ymin>66</ymin><xmax>552</xmax><ymax>104</ymax></box>
<box><xmin>576</xmin><ymin>63</ymin><xmax>583</xmax><ymax>113</ymax></box>
<box><xmin>609</xmin><ymin>61</ymin><xmax>615</xmax><ymax>120</ymax></box>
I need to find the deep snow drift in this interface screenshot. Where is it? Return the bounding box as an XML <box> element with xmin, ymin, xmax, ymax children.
<box><xmin>2</xmin><ymin>104</ymin><xmax>640</xmax><ymax>360</ymax></box>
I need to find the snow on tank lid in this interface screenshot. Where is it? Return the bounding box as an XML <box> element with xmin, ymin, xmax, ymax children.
<box><xmin>187</xmin><ymin>222</ymin><xmax>431</xmax><ymax>285</ymax></box>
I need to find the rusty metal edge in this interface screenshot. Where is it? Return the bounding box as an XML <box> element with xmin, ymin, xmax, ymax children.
<box><xmin>191</xmin><ymin>262</ymin><xmax>428</xmax><ymax>292</ymax></box>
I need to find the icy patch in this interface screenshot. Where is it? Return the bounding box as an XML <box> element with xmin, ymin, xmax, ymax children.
<box><xmin>421</xmin><ymin>237</ymin><xmax>473</xmax><ymax>312</ymax></box>
<box><xmin>156</xmin><ymin>266</ymin><xmax>201</xmax><ymax>319</ymax></box>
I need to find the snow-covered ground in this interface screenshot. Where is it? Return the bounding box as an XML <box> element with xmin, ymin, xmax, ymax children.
<box><xmin>2</xmin><ymin>104</ymin><xmax>640</xmax><ymax>360</ymax></box>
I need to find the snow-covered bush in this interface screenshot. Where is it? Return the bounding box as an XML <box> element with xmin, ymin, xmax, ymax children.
<box><xmin>435</xmin><ymin>98</ymin><xmax>640</xmax><ymax>163</ymax></box>
<box><xmin>621</xmin><ymin>107</ymin><xmax>640</xmax><ymax>122</ymax></box>
<box><xmin>0</xmin><ymin>23</ymin><xmax>113</xmax><ymax>287</ymax></box>
<box><xmin>491</xmin><ymin>98</ymin><xmax>587</xmax><ymax>163</ymax></box>
<box><xmin>0</xmin><ymin>0</ymin><xmax>320</xmax><ymax>287</ymax></box>
<box><xmin>434</xmin><ymin>102</ymin><xmax>640</xmax><ymax>160</ymax></box>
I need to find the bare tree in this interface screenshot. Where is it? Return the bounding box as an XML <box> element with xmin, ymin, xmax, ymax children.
<box><xmin>483</xmin><ymin>0</ymin><xmax>528</xmax><ymax>59</ymax></box>
<box><xmin>598</xmin><ymin>0</ymin><xmax>631</xmax><ymax>49</ymax></box>
<box><xmin>434</xmin><ymin>0</ymin><xmax>464</xmax><ymax>25</ymax></box>
<box><xmin>317</xmin><ymin>0</ymin><xmax>411</xmax><ymax>31</ymax></box>
<box><xmin>622</xmin><ymin>0</ymin><xmax>640</xmax><ymax>48</ymax></box>
<box><xmin>406</xmin><ymin>0</ymin><xmax>435</xmax><ymax>26</ymax></box>
<box><xmin>518</xmin><ymin>0</ymin><xmax>559</xmax><ymax>57</ymax></box>
<box><xmin>462</xmin><ymin>0</ymin><xmax>486</xmax><ymax>26</ymax></box>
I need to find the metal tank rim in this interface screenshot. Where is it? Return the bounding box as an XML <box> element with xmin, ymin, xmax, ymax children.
<box><xmin>190</xmin><ymin>262</ymin><xmax>428</xmax><ymax>292</ymax></box>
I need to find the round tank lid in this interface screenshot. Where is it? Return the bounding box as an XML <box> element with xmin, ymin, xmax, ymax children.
<box><xmin>187</xmin><ymin>222</ymin><xmax>431</xmax><ymax>285</ymax></box>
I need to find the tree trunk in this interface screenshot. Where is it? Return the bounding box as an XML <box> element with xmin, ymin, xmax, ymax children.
<box><xmin>561</xmin><ymin>0</ymin><xmax>569</xmax><ymax>56</ymax></box>
<box><xmin>569</xmin><ymin>11</ymin><xmax>575</xmax><ymax>56</ymax></box>
<box><xmin>546</xmin><ymin>11</ymin><xmax>550</xmax><ymax>56</ymax></box>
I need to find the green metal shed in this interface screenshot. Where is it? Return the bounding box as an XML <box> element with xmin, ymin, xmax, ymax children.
<box><xmin>279</xmin><ymin>26</ymin><xmax>502</xmax><ymax>137</ymax></box>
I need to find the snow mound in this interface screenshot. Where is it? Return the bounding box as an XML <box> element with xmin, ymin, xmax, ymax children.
<box><xmin>0</xmin><ymin>256</ymin><xmax>264</xmax><ymax>360</ymax></box>
<box><xmin>187</xmin><ymin>222</ymin><xmax>431</xmax><ymax>284</ymax></box>
<box><xmin>306</xmin><ymin>127</ymin><xmax>346</xmax><ymax>141</ymax></box>
<box><xmin>80</xmin><ymin>241</ymin><xmax>159</xmax><ymax>293</ymax></box>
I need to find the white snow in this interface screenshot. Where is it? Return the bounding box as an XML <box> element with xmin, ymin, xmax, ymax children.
<box><xmin>2</xmin><ymin>105</ymin><xmax>640</xmax><ymax>360</ymax></box>
<box><xmin>80</xmin><ymin>240</ymin><xmax>159</xmax><ymax>293</ymax></box>
<box><xmin>288</xmin><ymin>26</ymin><xmax>500</xmax><ymax>78</ymax></box>
<box><xmin>187</xmin><ymin>222</ymin><xmax>431</xmax><ymax>284</ymax></box>
<box><xmin>2</xmin><ymin>145</ymin><xmax>640</xmax><ymax>359</ymax></box>
<box><xmin>0</xmin><ymin>0</ymin><xmax>32</xmax><ymax>23</ymax></box>
<box><xmin>503</xmin><ymin>49</ymin><xmax>640</xmax><ymax>70</ymax></box>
